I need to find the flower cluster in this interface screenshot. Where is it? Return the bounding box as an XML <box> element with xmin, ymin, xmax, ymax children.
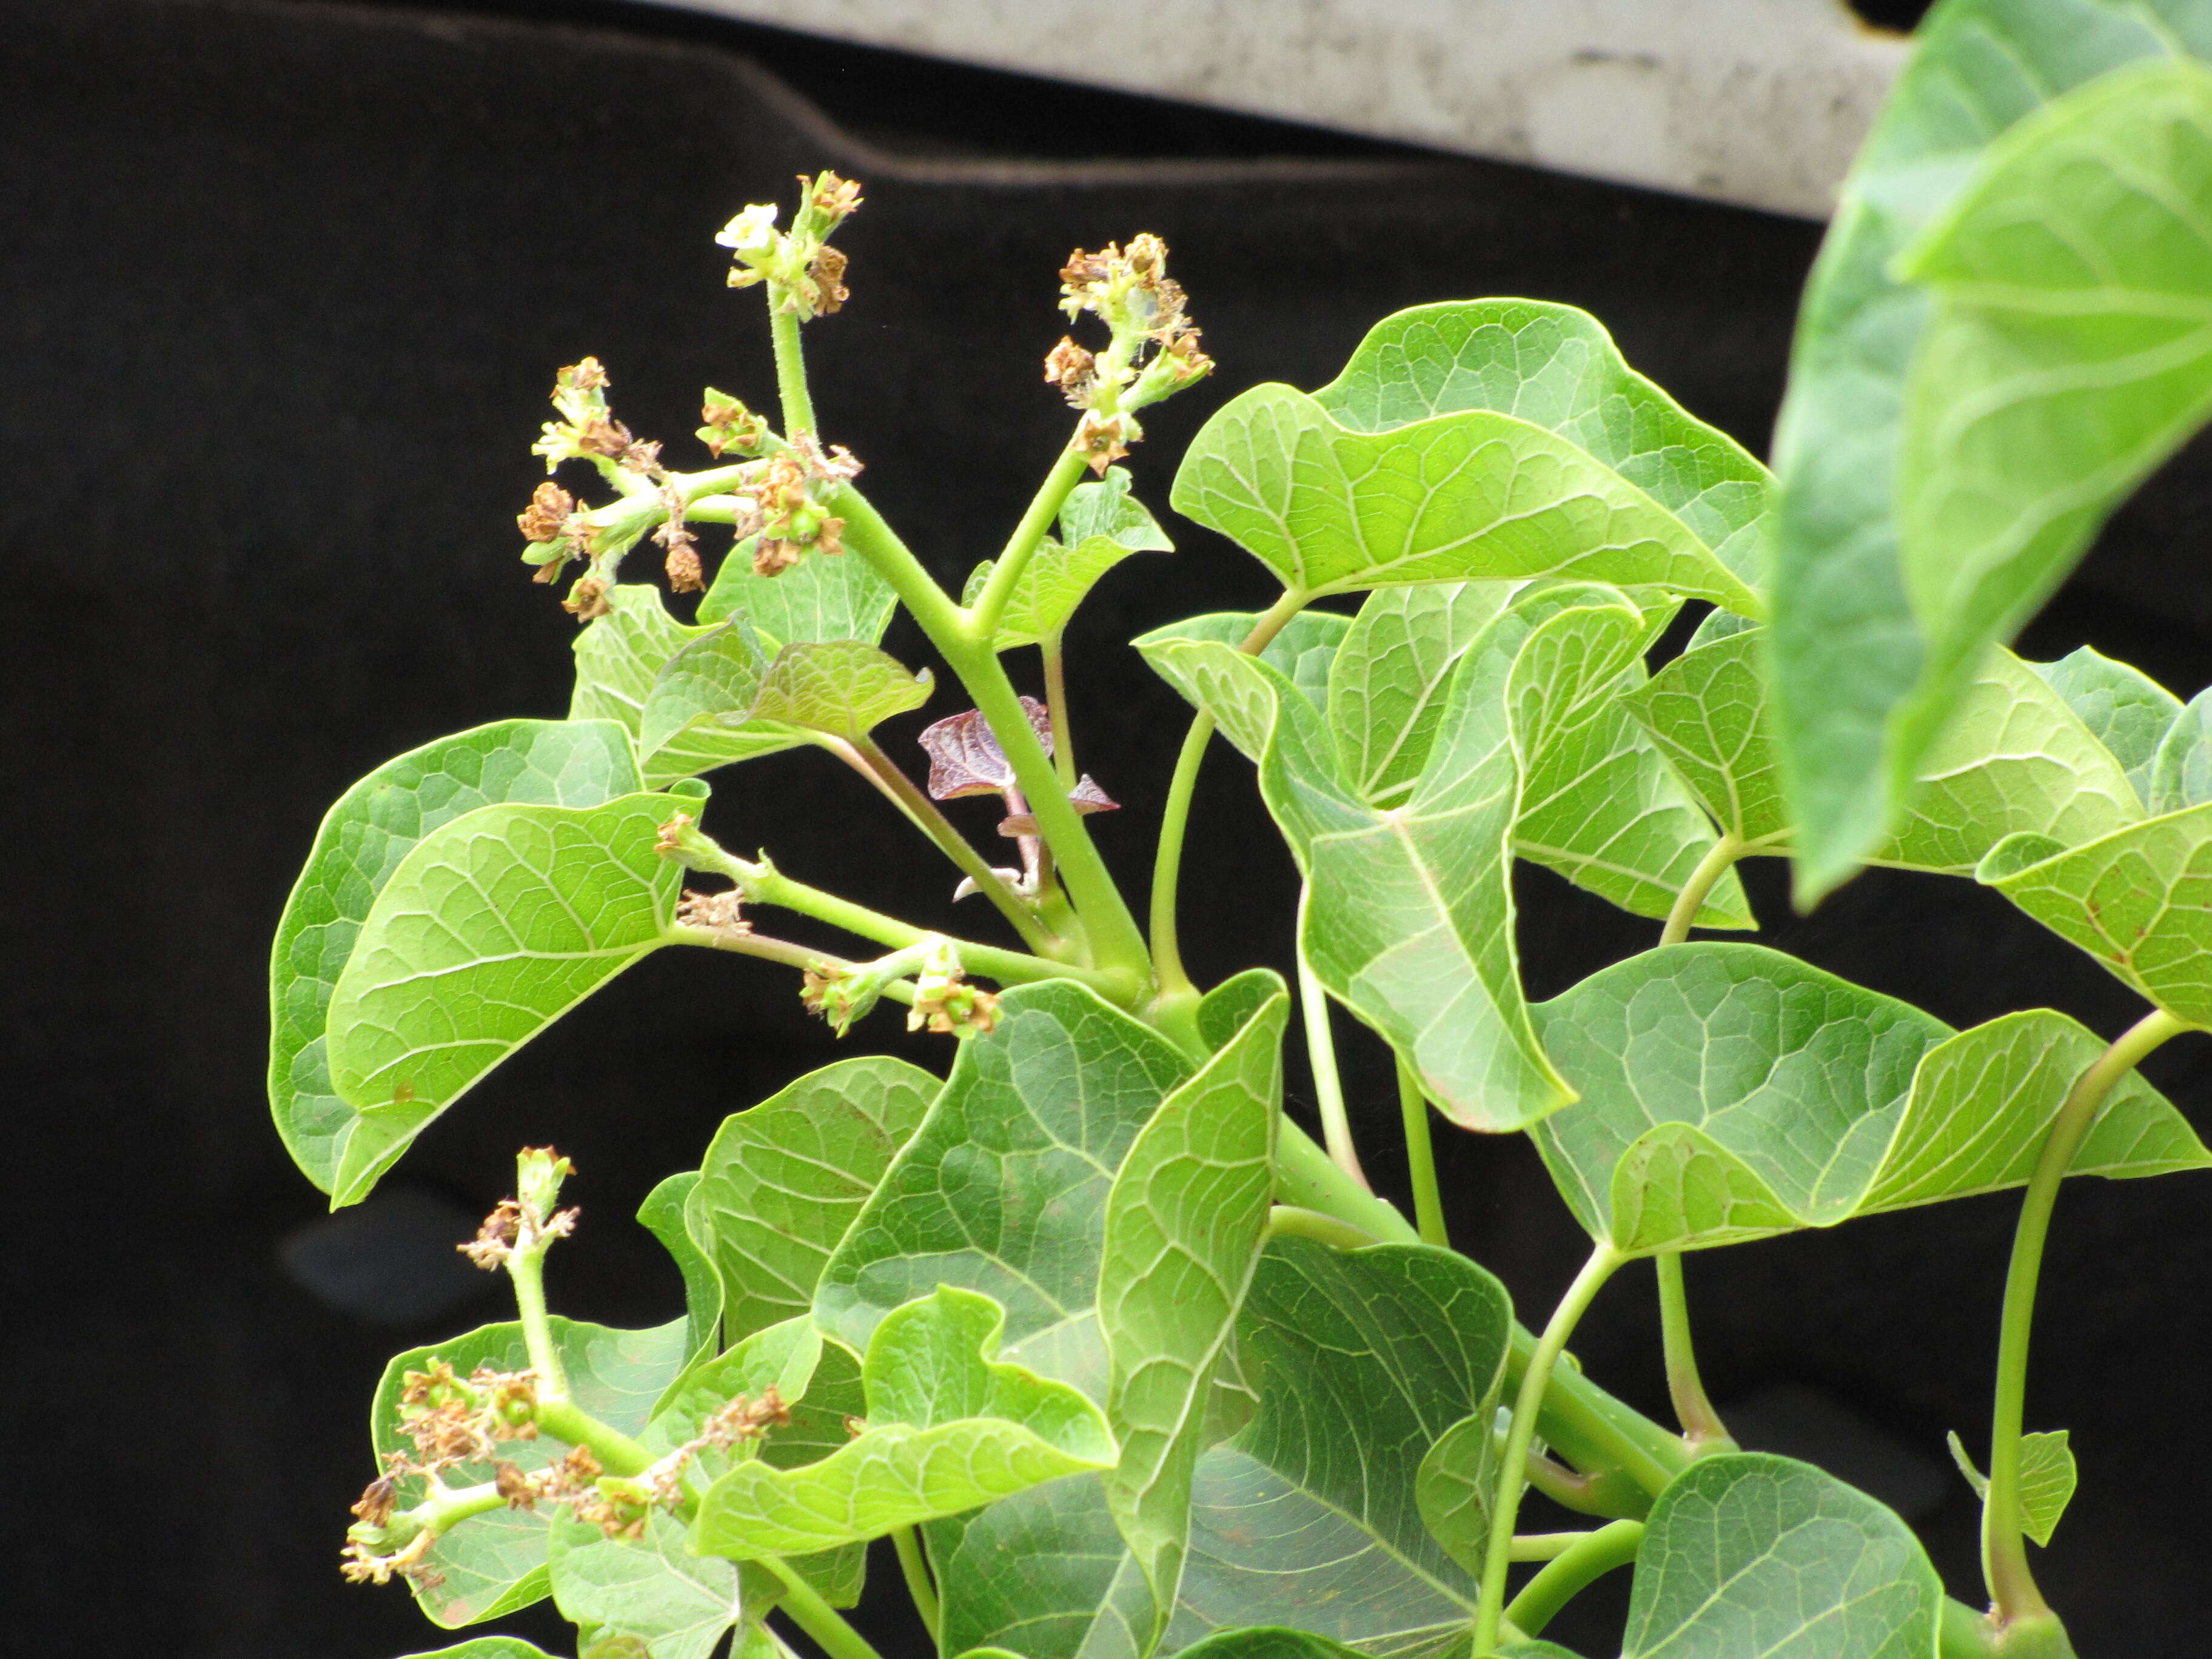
<box><xmin>733</xmin><ymin>434</ymin><xmax>862</xmax><ymax>577</ymax></box>
<box><xmin>718</xmin><ymin>170</ymin><xmax>865</xmax><ymax>322</ymax></box>
<box><xmin>1049</xmin><ymin>233</ymin><xmax>1213</xmax><ymax>473</ymax></box>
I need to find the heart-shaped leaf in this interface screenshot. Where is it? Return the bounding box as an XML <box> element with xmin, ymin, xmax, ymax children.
<box><xmin>2033</xmin><ymin>646</ymin><xmax>2180</xmax><ymax>803</ymax></box>
<box><xmin>1101</xmin><ymin>985</ymin><xmax>1289</xmax><ymax>1630</ymax></box>
<box><xmin>571</xmin><ymin>585</ymin><xmax>711</xmax><ymax>737</ymax></box>
<box><xmin>963</xmin><ymin>469</ymin><xmax>1174</xmax><ymax>651</ymax></box>
<box><xmin>398</xmin><ymin>1641</ymin><xmax>563</xmax><ymax>1658</ymax></box>
<box><xmin>325</xmin><ymin>792</ymin><xmax>685</xmax><ymax>1204</ymax></box>
<box><xmin>692</xmin><ymin>1287</ymin><xmax>1115</xmax><ymax>1560</ymax></box>
<box><xmin>1531</xmin><ymin>943</ymin><xmax>2206</xmax><ymax>1255</ymax></box>
<box><xmin>370</xmin><ymin>1315</ymin><xmax>691</xmax><ymax>1627</ymax></box>
<box><xmin>938</xmin><ymin>1240</ymin><xmax>1512</xmax><ymax>1659</ymax></box>
<box><xmin>269</xmin><ymin>718</ymin><xmax>639</xmax><ymax>1193</ymax></box>
<box><xmin>2149</xmin><ymin>687</ymin><xmax>2212</xmax><ymax>815</ymax></box>
<box><xmin>634</xmin><ymin>619</ymin><xmax>805</xmax><ymax>787</ymax></box>
<box><xmin>635</xmin><ymin>1171</ymin><xmax>722</xmax><ymax>1375</ymax></box>
<box><xmin>1623</xmin><ymin>628</ymin><xmax>2143</xmax><ymax>869</ymax></box>
<box><xmin>693</xmin><ymin>1056</ymin><xmax>939</xmax><ymax>1349</ymax></box>
<box><xmin>1979</xmin><ymin>805</ymin><xmax>2212</xmax><ymax>1024</ymax></box>
<box><xmin>1621</xmin><ymin>1453</ymin><xmax>1940</xmax><ymax>1659</ymax></box>
<box><xmin>699</xmin><ymin>537</ymin><xmax>898</xmax><ymax>643</ymax></box>
<box><xmin>1770</xmin><ymin>12</ymin><xmax>2212</xmax><ymax>899</ymax></box>
<box><xmin>548</xmin><ymin>1509</ymin><xmax>748</xmax><ymax>1659</ymax></box>
<box><xmin>1310</xmin><ymin>298</ymin><xmax>1772</xmax><ymax>592</ymax></box>
<box><xmin>816</xmin><ymin>981</ymin><xmax>1195</xmax><ymax>1401</ymax></box>
<box><xmin>1947</xmin><ymin>1429</ymin><xmax>2077</xmax><ymax>1548</ymax></box>
<box><xmin>1413</xmin><ymin>1413</ymin><xmax>1498</xmax><ymax>1578</ymax></box>
<box><xmin>1327</xmin><ymin>584</ymin><xmax>1521</xmax><ymax>805</ymax></box>
<box><xmin>1170</xmin><ymin>382</ymin><xmax>1760</xmax><ymax>614</ymax></box>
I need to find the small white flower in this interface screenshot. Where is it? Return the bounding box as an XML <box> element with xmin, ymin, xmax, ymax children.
<box><xmin>715</xmin><ymin>204</ymin><xmax>779</xmax><ymax>253</ymax></box>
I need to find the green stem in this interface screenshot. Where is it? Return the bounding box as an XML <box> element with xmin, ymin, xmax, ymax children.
<box><xmin>1475</xmin><ymin>1244</ymin><xmax>1626</xmax><ymax>1653</ymax></box>
<box><xmin>1982</xmin><ymin>1007</ymin><xmax>2187</xmax><ymax>1626</ymax></box>
<box><xmin>1655</xmin><ymin>1252</ymin><xmax>1730</xmax><ymax>1446</ymax></box>
<box><xmin>892</xmin><ymin>1525</ymin><xmax>940</xmax><ymax>1642</ymax></box>
<box><xmin>666</xmin><ymin>924</ymin><xmax>917</xmax><ymax>1007</ymax></box>
<box><xmin>768</xmin><ymin>300</ymin><xmax>816</xmax><ymax>435</ymax></box>
<box><xmin>1510</xmin><ymin>1531</ymin><xmax>1598</xmax><ymax>1564</ymax></box>
<box><xmin>970</xmin><ymin>448</ymin><xmax>1088</xmax><ymax>643</ymax></box>
<box><xmin>1658</xmin><ymin>832</ymin><xmax>1745</xmax><ymax>947</ymax></box>
<box><xmin>1266</xmin><ymin>1204</ymin><xmax>1382</xmax><ymax>1252</ymax></box>
<box><xmin>1295</xmin><ymin>912</ymin><xmax>1369</xmax><ymax>1188</ymax></box>
<box><xmin>506</xmin><ymin>1243</ymin><xmax>568</xmax><ymax>1399</ymax></box>
<box><xmin>534</xmin><ymin>1398</ymin><xmax>656</xmax><ymax>1479</ymax></box>
<box><xmin>1396</xmin><ymin>1059</ymin><xmax>1449</xmax><ymax>1247</ymax></box>
<box><xmin>835</xmin><ymin>734</ymin><xmax>1060</xmax><ymax>954</ymax></box>
<box><xmin>1147</xmin><ymin>588</ymin><xmax>1310</xmax><ymax>996</ymax></box>
<box><xmin>1522</xmin><ymin>1451</ymin><xmax>1644</xmax><ymax>1520</ymax></box>
<box><xmin>765</xmin><ymin>1555</ymin><xmax>888</xmax><ymax>1659</ymax></box>
<box><xmin>1042</xmin><ymin>631</ymin><xmax>1079</xmax><ymax>792</ymax></box>
<box><xmin>1505</xmin><ymin>1519</ymin><xmax>1644</xmax><ymax>1638</ymax></box>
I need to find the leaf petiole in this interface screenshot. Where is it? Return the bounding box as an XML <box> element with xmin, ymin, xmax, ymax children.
<box><xmin>1655</xmin><ymin>1252</ymin><xmax>1731</xmax><ymax>1447</ymax></box>
<box><xmin>1503</xmin><ymin>1518</ymin><xmax>1644</xmax><ymax>1637</ymax></box>
<box><xmin>891</xmin><ymin>1524</ymin><xmax>940</xmax><ymax>1641</ymax></box>
<box><xmin>1658</xmin><ymin>831</ymin><xmax>1746</xmax><ymax>946</ymax></box>
<box><xmin>1396</xmin><ymin>1059</ymin><xmax>1449</xmax><ymax>1248</ymax></box>
<box><xmin>1296</xmin><ymin>907</ymin><xmax>1369</xmax><ymax>1188</ymax></box>
<box><xmin>763</xmin><ymin>1554</ymin><xmax>889</xmax><ymax>1659</ymax></box>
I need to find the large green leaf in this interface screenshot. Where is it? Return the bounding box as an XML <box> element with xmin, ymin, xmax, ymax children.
<box><xmin>1139</xmin><ymin>609</ymin><xmax>1351</xmax><ymax>712</ymax></box>
<box><xmin>1167</xmin><ymin>1632</ymin><xmax>1369</xmax><ymax>1659</ymax></box>
<box><xmin>324</xmin><ymin>792</ymin><xmax>685</xmax><ymax>1204</ymax></box>
<box><xmin>571</xmin><ymin>585</ymin><xmax>709</xmax><ymax>736</ymax></box>
<box><xmin>1622</xmin><ymin>1453</ymin><xmax>1939</xmax><ymax>1659</ymax></box>
<box><xmin>370</xmin><ymin>1315</ymin><xmax>691</xmax><ymax>1627</ymax></box>
<box><xmin>1100</xmin><ymin>987</ymin><xmax>1289</xmax><ymax>1628</ymax></box>
<box><xmin>1979</xmin><ymin>806</ymin><xmax>2212</xmax><ymax>1022</ymax></box>
<box><xmin>815</xmin><ymin>982</ymin><xmax>1193</xmax><ymax>1402</ymax></box>
<box><xmin>1624</xmin><ymin>628</ymin><xmax>2143</xmax><ymax>870</ymax></box>
<box><xmin>1169</xmin><ymin>381</ymin><xmax>1760</xmax><ymax>614</ymax></box>
<box><xmin>548</xmin><ymin>1510</ymin><xmax>746</xmax><ymax>1659</ymax></box>
<box><xmin>269</xmin><ymin>718</ymin><xmax>639</xmax><ymax>1193</ymax></box>
<box><xmin>699</xmin><ymin>539</ymin><xmax>898</xmax><ymax>644</ymax></box>
<box><xmin>749</xmin><ymin>640</ymin><xmax>934</xmax><ymax>736</ymax></box>
<box><xmin>2149</xmin><ymin>687</ymin><xmax>2212</xmax><ymax>814</ymax></box>
<box><xmin>693</xmin><ymin>1287</ymin><xmax>1114</xmax><ymax>1560</ymax></box>
<box><xmin>693</xmin><ymin>1056</ymin><xmax>939</xmax><ymax>1347</ymax></box>
<box><xmin>1310</xmin><ymin>299</ymin><xmax>1772</xmax><ymax>591</ymax></box>
<box><xmin>939</xmin><ymin>1241</ymin><xmax>1512</xmax><ymax>1659</ymax></box>
<box><xmin>1769</xmin><ymin>1</ymin><xmax>2212</xmax><ymax>899</ymax></box>
<box><xmin>398</xmin><ymin>1641</ymin><xmax>563</xmax><ymax>1659</ymax></box>
<box><xmin>635</xmin><ymin>1171</ymin><xmax>722</xmax><ymax>1372</ymax></box>
<box><xmin>1327</xmin><ymin>585</ymin><xmax>1520</xmax><ymax>805</ymax></box>
<box><xmin>1531</xmin><ymin>943</ymin><xmax>2205</xmax><ymax>1254</ymax></box>
<box><xmin>2032</xmin><ymin>645</ymin><xmax>2180</xmax><ymax>802</ymax></box>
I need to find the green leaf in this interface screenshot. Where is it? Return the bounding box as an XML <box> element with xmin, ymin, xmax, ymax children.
<box><xmin>695</xmin><ymin>1056</ymin><xmax>940</xmax><ymax>1347</ymax></box>
<box><xmin>1327</xmin><ymin>585</ymin><xmax>1520</xmax><ymax>804</ymax></box>
<box><xmin>1170</xmin><ymin>381</ymin><xmax>1761</xmax><ymax>614</ymax></box>
<box><xmin>1101</xmin><ymin>987</ymin><xmax>1289</xmax><ymax>1627</ymax></box>
<box><xmin>324</xmin><ymin>792</ymin><xmax>685</xmax><ymax>1204</ymax></box>
<box><xmin>572</xmin><ymin>585</ymin><xmax>710</xmax><ymax>736</ymax></box>
<box><xmin>748</xmin><ymin>640</ymin><xmax>934</xmax><ymax>737</ymax></box>
<box><xmin>549</xmin><ymin>1510</ymin><xmax>746</xmax><ymax>1659</ymax></box>
<box><xmin>2150</xmin><ymin>688</ymin><xmax>2212</xmax><ymax>814</ymax></box>
<box><xmin>1167</xmin><ymin>1631</ymin><xmax>1369</xmax><ymax>1659</ymax></box>
<box><xmin>692</xmin><ymin>1287</ymin><xmax>1115</xmax><ymax>1560</ymax></box>
<box><xmin>939</xmin><ymin>1241</ymin><xmax>1512</xmax><ymax>1659</ymax></box>
<box><xmin>1621</xmin><ymin>1453</ymin><xmax>1940</xmax><ymax>1659</ymax></box>
<box><xmin>967</xmin><ymin>469</ymin><xmax>1171</xmax><ymax>649</ymax></box>
<box><xmin>1945</xmin><ymin>1429</ymin><xmax>2077</xmax><ymax>1547</ymax></box>
<box><xmin>397</xmin><ymin>1641</ymin><xmax>564</xmax><ymax>1659</ymax></box>
<box><xmin>1311</xmin><ymin>299</ymin><xmax>1772</xmax><ymax>591</ymax></box>
<box><xmin>1196</xmin><ymin>967</ymin><xmax>1288</xmax><ymax>1053</ymax></box>
<box><xmin>1531</xmin><ymin>943</ymin><xmax>2206</xmax><ymax>1255</ymax></box>
<box><xmin>816</xmin><ymin>982</ymin><xmax>1193</xmax><ymax>1401</ymax></box>
<box><xmin>1413</xmin><ymin>1413</ymin><xmax>1497</xmax><ymax>1578</ymax></box>
<box><xmin>2031</xmin><ymin>645</ymin><xmax>2180</xmax><ymax>803</ymax></box>
<box><xmin>635</xmin><ymin>620</ymin><xmax>808</xmax><ymax>788</ymax></box>
<box><xmin>699</xmin><ymin>539</ymin><xmax>898</xmax><ymax>644</ymax></box>
<box><xmin>269</xmin><ymin>719</ymin><xmax>640</xmax><ymax>1193</ymax></box>
<box><xmin>1769</xmin><ymin>9</ymin><xmax>2212</xmax><ymax>899</ymax></box>
<box><xmin>1062</xmin><ymin>465</ymin><xmax>1177</xmax><ymax>553</ymax></box>
<box><xmin>1624</xmin><ymin>628</ymin><xmax>2143</xmax><ymax>870</ymax></box>
<box><xmin>635</xmin><ymin>1171</ymin><xmax>722</xmax><ymax>1369</ymax></box>
<box><xmin>1136</xmin><ymin>610</ymin><xmax>1351</xmax><ymax>712</ymax></box>
<box><xmin>1978</xmin><ymin>805</ymin><xmax>2212</xmax><ymax>1022</ymax></box>
<box><xmin>371</xmin><ymin>1315</ymin><xmax>690</xmax><ymax>1627</ymax></box>
<box><xmin>1497</xmin><ymin>1646</ymin><xmax>1584</xmax><ymax>1659</ymax></box>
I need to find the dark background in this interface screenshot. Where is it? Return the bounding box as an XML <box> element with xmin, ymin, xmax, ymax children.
<box><xmin>10</xmin><ymin>1</ymin><xmax>2212</xmax><ymax>1654</ymax></box>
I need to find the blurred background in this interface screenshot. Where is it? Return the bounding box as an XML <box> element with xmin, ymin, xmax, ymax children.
<box><xmin>10</xmin><ymin>2</ymin><xmax>2212</xmax><ymax>1654</ymax></box>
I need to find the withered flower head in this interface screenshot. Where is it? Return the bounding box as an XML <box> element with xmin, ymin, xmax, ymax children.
<box><xmin>563</xmin><ymin>576</ymin><xmax>612</xmax><ymax>622</ymax></box>
<box><xmin>518</xmin><ymin>481</ymin><xmax>575</xmax><ymax>543</ymax></box>
<box><xmin>1043</xmin><ymin>336</ymin><xmax>1098</xmax><ymax>406</ymax></box>
<box><xmin>675</xmin><ymin>888</ymin><xmax>749</xmax><ymax>933</ymax></box>
<box><xmin>350</xmin><ymin>1475</ymin><xmax>399</xmax><ymax>1529</ymax></box>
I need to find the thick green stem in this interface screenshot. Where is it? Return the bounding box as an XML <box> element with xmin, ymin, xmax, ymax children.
<box><xmin>1504</xmin><ymin>1518</ymin><xmax>1644</xmax><ymax>1638</ymax></box>
<box><xmin>768</xmin><ymin>301</ymin><xmax>816</xmax><ymax>435</ymax></box>
<box><xmin>1659</xmin><ymin>832</ymin><xmax>1745</xmax><ymax>947</ymax></box>
<box><xmin>534</xmin><ymin>1398</ymin><xmax>656</xmax><ymax>1479</ymax></box>
<box><xmin>970</xmin><ymin>447</ymin><xmax>1089</xmax><ymax>642</ymax></box>
<box><xmin>1982</xmin><ymin>1007</ymin><xmax>2187</xmax><ymax>1626</ymax></box>
<box><xmin>765</xmin><ymin>1555</ymin><xmax>888</xmax><ymax>1659</ymax></box>
<box><xmin>1296</xmin><ymin>916</ymin><xmax>1369</xmax><ymax>1188</ymax></box>
<box><xmin>892</xmin><ymin>1525</ymin><xmax>940</xmax><ymax>1641</ymax></box>
<box><xmin>1148</xmin><ymin>588</ymin><xmax>1310</xmax><ymax>994</ymax></box>
<box><xmin>506</xmin><ymin>1242</ymin><xmax>567</xmax><ymax>1399</ymax></box>
<box><xmin>1266</xmin><ymin>1204</ymin><xmax>1383</xmax><ymax>1252</ymax></box>
<box><xmin>1475</xmin><ymin>1244</ymin><xmax>1626</xmax><ymax>1654</ymax></box>
<box><xmin>836</xmin><ymin>734</ymin><xmax>1061</xmax><ymax>954</ymax></box>
<box><xmin>1655</xmin><ymin>1252</ymin><xmax>1730</xmax><ymax>1446</ymax></box>
<box><xmin>1510</xmin><ymin>1531</ymin><xmax>1599</xmax><ymax>1564</ymax></box>
<box><xmin>1396</xmin><ymin>1059</ymin><xmax>1449</xmax><ymax>1247</ymax></box>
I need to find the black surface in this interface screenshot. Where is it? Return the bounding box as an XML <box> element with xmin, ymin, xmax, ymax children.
<box><xmin>7</xmin><ymin>2</ymin><xmax>2210</xmax><ymax>1654</ymax></box>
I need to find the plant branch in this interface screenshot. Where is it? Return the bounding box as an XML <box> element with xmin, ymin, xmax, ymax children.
<box><xmin>1504</xmin><ymin>1518</ymin><xmax>1644</xmax><ymax>1638</ymax></box>
<box><xmin>1659</xmin><ymin>832</ymin><xmax>1746</xmax><ymax>946</ymax></box>
<box><xmin>1296</xmin><ymin>913</ymin><xmax>1369</xmax><ymax>1189</ymax></box>
<box><xmin>1148</xmin><ymin>588</ymin><xmax>1311</xmax><ymax>996</ymax></box>
<box><xmin>1266</xmin><ymin>1204</ymin><xmax>1383</xmax><ymax>1251</ymax></box>
<box><xmin>533</xmin><ymin>1398</ymin><xmax>656</xmax><ymax>1479</ymax></box>
<box><xmin>1982</xmin><ymin>1006</ymin><xmax>2189</xmax><ymax>1626</ymax></box>
<box><xmin>765</xmin><ymin>1555</ymin><xmax>888</xmax><ymax>1659</ymax></box>
<box><xmin>1655</xmin><ymin>1252</ymin><xmax>1731</xmax><ymax>1447</ymax></box>
<box><xmin>1510</xmin><ymin>1531</ymin><xmax>1600</xmax><ymax>1564</ymax></box>
<box><xmin>666</xmin><ymin>923</ymin><xmax>917</xmax><ymax>1007</ymax></box>
<box><xmin>970</xmin><ymin>447</ymin><xmax>1088</xmax><ymax>643</ymax></box>
<box><xmin>1396</xmin><ymin>1059</ymin><xmax>1449</xmax><ymax>1247</ymax></box>
<box><xmin>892</xmin><ymin>1525</ymin><xmax>940</xmax><ymax>1642</ymax></box>
<box><xmin>1042</xmin><ymin>632</ymin><xmax>1079</xmax><ymax>791</ymax></box>
<box><xmin>768</xmin><ymin>301</ymin><xmax>816</xmax><ymax>435</ymax></box>
<box><xmin>1475</xmin><ymin>1243</ymin><xmax>1626</xmax><ymax>1653</ymax></box>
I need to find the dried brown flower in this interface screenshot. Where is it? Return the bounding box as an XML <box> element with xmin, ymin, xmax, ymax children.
<box><xmin>675</xmin><ymin>888</ymin><xmax>749</xmax><ymax>933</ymax></box>
<box><xmin>518</xmin><ymin>481</ymin><xmax>575</xmax><ymax>543</ymax></box>
<box><xmin>563</xmin><ymin>576</ymin><xmax>612</xmax><ymax>622</ymax></box>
